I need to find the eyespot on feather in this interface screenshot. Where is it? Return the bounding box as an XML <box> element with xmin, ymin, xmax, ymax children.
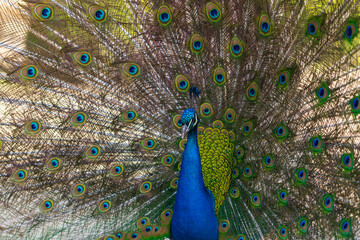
<box><xmin>200</xmin><ymin>103</ymin><xmax>213</xmax><ymax>117</ymax></box>
<box><xmin>277</xmin><ymin>71</ymin><xmax>290</xmax><ymax>88</ymax></box>
<box><xmin>213</xmin><ymin>67</ymin><xmax>226</xmax><ymax>86</ymax></box>
<box><xmin>40</xmin><ymin>199</ymin><xmax>54</xmax><ymax>212</ymax></box>
<box><xmin>341</xmin><ymin>153</ymin><xmax>354</xmax><ymax>171</ymax></box>
<box><xmin>33</xmin><ymin>4</ymin><xmax>53</xmax><ymax>21</ymax></box>
<box><xmin>73</xmin><ymin>52</ymin><xmax>92</xmax><ymax>66</ymax></box>
<box><xmin>161</xmin><ymin>209</ymin><xmax>173</xmax><ymax>224</ymax></box>
<box><xmin>170</xmin><ymin>178</ymin><xmax>179</xmax><ymax>188</ymax></box>
<box><xmin>242</xmin><ymin>121</ymin><xmax>253</xmax><ymax>136</ymax></box>
<box><xmin>122</xmin><ymin>63</ymin><xmax>140</xmax><ymax>77</ymax></box>
<box><xmin>137</xmin><ymin>217</ymin><xmax>150</xmax><ymax>229</ymax></box>
<box><xmin>110</xmin><ymin>164</ymin><xmax>124</xmax><ymax>177</ymax></box>
<box><xmin>88</xmin><ymin>5</ymin><xmax>107</xmax><ymax>23</ymax></box>
<box><xmin>219</xmin><ymin>220</ymin><xmax>230</xmax><ymax>233</ymax></box>
<box><xmin>72</xmin><ymin>183</ymin><xmax>86</xmax><ymax>198</ymax></box>
<box><xmin>206</xmin><ymin>2</ymin><xmax>222</xmax><ymax>23</ymax></box>
<box><xmin>45</xmin><ymin>157</ymin><xmax>62</xmax><ymax>171</ymax></box>
<box><xmin>140</xmin><ymin>181</ymin><xmax>152</xmax><ymax>193</ymax></box>
<box><xmin>174</xmin><ymin>75</ymin><xmax>190</xmax><ymax>92</ymax></box>
<box><xmin>278</xmin><ymin>189</ymin><xmax>288</xmax><ymax>204</ymax></box>
<box><xmin>190</xmin><ymin>34</ymin><xmax>205</xmax><ymax>54</ymax></box>
<box><xmin>24</xmin><ymin>120</ymin><xmax>41</xmax><ymax>134</ymax></box>
<box><xmin>213</xmin><ymin>120</ymin><xmax>224</xmax><ymax>129</ymax></box>
<box><xmin>339</xmin><ymin>218</ymin><xmax>352</xmax><ymax>236</ymax></box>
<box><xmin>141</xmin><ymin>138</ymin><xmax>156</xmax><ymax>150</ymax></box>
<box><xmin>70</xmin><ymin>112</ymin><xmax>88</xmax><ymax>126</ymax></box>
<box><xmin>84</xmin><ymin>145</ymin><xmax>101</xmax><ymax>159</ymax></box>
<box><xmin>250</xmin><ymin>193</ymin><xmax>261</xmax><ymax>207</ymax></box>
<box><xmin>295</xmin><ymin>168</ymin><xmax>307</xmax><ymax>183</ymax></box>
<box><xmin>121</xmin><ymin>110</ymin><xmax>138</xmax><ymax>122</ymax></box>
<box><xmin>246</xmin><ymin>82</ymin><xmax>259</xmax><ymax>101</ymax></box>
<box><xmin>157</xmin><ymin>5</ymin><xmax>172</xmax><ymax>26</ymax></box>
<box><xmin>243</xmin><ymin>165</ymin><xmax>253</xmax><ymax>178</ymax></box>
<box><xmin>310</xmin><ymin>136</ymin><xmax>323</xmax><ymax>153</ymax></box>
<box><xmin>259</xmin><ymin>14</ymin><xmax>271</xmax><ymax>35</ymax></box>
<box><xmin>262</xmin><ymin>153</ymin><xmax>275</xmax><ymax>169</ymax></box>
<box><xmin>307</xmin><ymin>19</ymin><xmax>320</xmax><ymax>37</ymax></box>
<box><xmin>19</xmin><ymin>65</ymin><xmax>39</xmax><ymax>80</ymax></box>
<box><xmin>224</xmin><ymin>108</ymin><xmax>235</xmax><ymax>123</ymax></box>
<box><xmin>278</xmin><ymin>225</ymin><xmax>288</xmax><ymax>239</ymax></box>
<box><xmin>98</xmin><ymin>200</ymin><xmax>111</xmax><ymax>213</ymax></box>
<box><xmin>11</xmin><ymin>169</ymin><xmax>28</xmax><ymax>183</ymax></box>
<box><xmin>229</xmin><ymin>37</ymin><xmax>244</xmax><ymax>58</ymax></box>
<box><xmin>230</xmin><ymin>187</ymin><xmax>240</xmax><ymax>198</ymax></box>
<box><xmin>322</xmin><ymin>194</ymin><xmax>334</xmax><ymax>212</ymax></box>
<box><xmin>161</xmin><ymin>155</ymin><xmax>175</xmax><ymax>166</ymax></box>
<box><xmin>297</xmin><ymin>217</ymin><xmax>309</xmax><ymax>233</ymax></box>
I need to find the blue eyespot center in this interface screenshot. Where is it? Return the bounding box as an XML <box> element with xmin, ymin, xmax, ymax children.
<box><xmin>277</xmin><ymin>127</ymin><xmax>283</xmax><ymax>135</ymax></box>
<box><xmin>144</xmin><ymin>183</ymin><xmax>150</xmax><ymax>189</ymax></box>
<box><xmin>216</xmin><ymin>74</ymin><xmax>224</xmax><ymax>82</ymax></box>
<box><xmin>77</xmin><ymin>114</ymin><xmax>85</xmax><ymax>123</ymax></box>
<box><xmin>325</xmin><ymin>197</ymin><xmax>331</xmax><ymax>206</ymax></box>
<box><xmin>232</xmin><ymin>189</ymin><xmax>237</xmax><ymax>194</ymax></box>
<box><xmin>298</xmin><ymin>170</ymin><xmax>304</xmax><ymax>178</ymax></box>
<box><xmin>210</xmin><ymin>9</ymin><xmax>219</xmax><ymax>19</ymax></box>
<box><xmin>166</xmin><ymin>157</ymin><xmax>172</xmax><ymax>163</ymax></box>
<box><xmin>237</xmin><ymin>150</ymin><xmax>241</xmax><ymax>156</ymax></box>
<box><xmin>244</xmin><ymin>125</ymin><xmax>250</xmax><ymax>132</ymax></box>
<box><xmin>279</xmin><ymin>74</ymin><xmax>286</xmax><ymax>84</ymax></box>
<box><xmin>18</xmin><ymin>171</ymin><xmax>25</xmax><ymax>179</ymax></box>
<box><xmin>346</xmin><ymin>25</ymin><xmax>353</xmax><ymax>39</ymax></box>
<box><xmin>165</xmin><ymin>211</ymin><xmax>170</xmax><ymax>217</ymax></box>
<box><xmin>117</xmin><ymin>233</ymin><xmax>123</xmax><ymax>238</ymax></box>
<box><xmin>115</xmin><ymin>166</ymin><xmax>121</xmax><ymax>173</ymax></box>
<box><xmin>128</xmin><ymin>112</ymin><xmax>135</xmax><ymax>120</ymax></box>
<box><xmin>132</xmin><ymin>233</ymin><xmax>138</xmax><ymax>238</ymax></box>
<box><xmin>342</xmin><ymin>221</ymin><xmax>349</xmax><ymax>230</ymax></box>
<box><xmin>222</xmin><ymin>223</ymin><xmax>227</xmax><ymax>228</ymax></box>
<box><xmin>51</xmin><ymin>159</ymin><xmax>59</xmax><ymax>167</ymax></box>
<box><xmin>45</xmin><ymin>201</ymin><xmax>51</xmax><ymax>208</ymax></box>
<box><xmin>312</xmin><ymin>138</ymin><xmax>319</xmax><ymax>148</ymax></box>
<box><xmin>232</xmin><ymin>44</ymin><xmax>241</xmax><ymax>54</ymax></box>
<box><xmin>147</xmin><ymin>140</ymin><xmax>154</xmax><ymax>147</ymax></box>
<box><xmin>249</xmin><ymin>88</ymin><xmax>256</xmax><ymax>97</ymax></box>
<box><xmin>103</xmin><ymin>202</ymin><xmax>109</xmax><ymax>208</ymax></box>
<box><xmin>300</xmin><ymin>220</ymin><xmax>306</xmax><ymax>227</ymax></box>
<box><xmin>160</xmin><ymin>12</ymin><xmax>170</xmax><ymax>22</ymax></box>
<box><xmin>27</xmin><ymin>67</ymin><xmax>36</xmax><ymax>77</ymax></box>
<box><xmin>253</xmin><ymin>195</ymin><xmax>258</xmax><ymax>202</ymax></box>
<box><xmin>95</xmin><ymin>10</ymin><xmax>105</xmax><ymax>20</ymax></box>
<box><xmin>31</xmin><ymin>122</ymin><xmax>39</xmax><ymax>130</ymax></box>
<box><xmin>261</xmin><ymin>22</ymin><xmax>269</xmax><ymax>32</ymax></box>
<box><xmin>77</xmin><ymin>186</ymin><xmax>83</xmax><ymax>193</ymax></box>
<box><xmin>344</xmin><ymin>155</ymin><xmax>350</xmax><ymax>165</ymax></box>
<box><xmin>318</xmin><ymin>87</ymin><xmax>325</xmax><ymax>98</ymax></box>
<box><xmin>193</xmin><ymin>41</ymin><xmax>202</xmax><ymax>50</ymax></box>
<box><xmin>91</xmin><ymin>147</ymin><xmax>98</xmax><ymax>155</ymax></box>
<box><xmin>281</xmin><ymin>192</ymin><xmax>285</xmax><ymax>199</ymax></box>
<box><xmin>245</xmin><ymin>167</ymin><xmax>250</xmax><ymax>174</ymax></box>
<box><xmin>129</xmin><ymin>65</ymin><xmax>138</xmax><ymax>75</ymax></box>
<box><xmin>204</xmin><ymin>108</ymin><xmax>210</xmax><ymax>113</ymax></box>
<box><xmin>281</xmin><ymin>228</ymin><xmax>286</xmax><ymax>235</ymax></box>
<box><xmin>266</xmin><ymin>157</ymin><xmax>271</xmax><ymax>164</ymax></box>
<box><xmin>179</xmin><ymin>80</ymin><xmax>187</xmax><ymax>89</ymax></box>
<box><xmin>308</xmin><ymin>23</ymin><xmax>316</xmax><ymax>35</ymax></box>
<box><xmin>41</xmin><ymin>7</ymin><xmax>51</xmax><ymax>18</ymax></box>
<box><xmin>146</xmin><ymin>227</ymin><xmax>151</xmax><ymax>232</ymax></box>
<box><xmin>353</xmin><ymin>97</ymin><xmax>359</xmax><ymax>109</ymax></box>
<box><xmin>227</xmin><ymin>113</ymin><xmax>232</xmax><ymax>119</ymax></box>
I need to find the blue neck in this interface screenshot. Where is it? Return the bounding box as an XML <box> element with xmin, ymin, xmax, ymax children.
<box><xmin>171</xmin><ymin>126</ymin><xmax>218</xmax><ymax>240</ymax></box>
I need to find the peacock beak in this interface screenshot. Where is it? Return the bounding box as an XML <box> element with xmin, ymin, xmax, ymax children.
<box><xmin>182</xmin><ymin>124</ymin><xmax>189</xmax><ymax>139</ymax></box>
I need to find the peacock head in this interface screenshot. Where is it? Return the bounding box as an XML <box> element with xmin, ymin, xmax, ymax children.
<box><xmin>181</xmin><ymin>108</ymin><xmax>199</xmax><ymax>138</ymax></box>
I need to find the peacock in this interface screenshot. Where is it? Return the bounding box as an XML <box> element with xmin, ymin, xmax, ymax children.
<box><xmin>1</xmin><ymin>0</ymin><xmax>360</xmax><ymax>239</ymax></box>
